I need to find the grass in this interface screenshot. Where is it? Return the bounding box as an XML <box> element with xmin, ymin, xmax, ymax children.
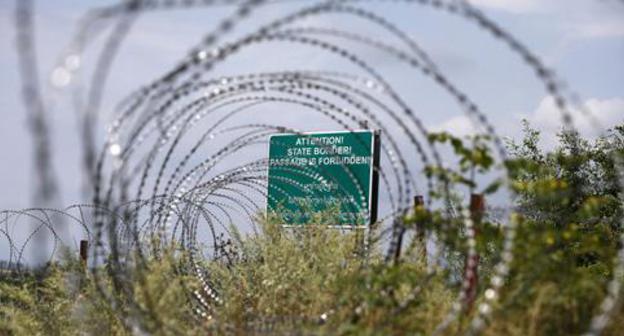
<box><xmin>0</xmin><ymin>213</ymin><xmax>622</xmax><ymax>335</ymax></box>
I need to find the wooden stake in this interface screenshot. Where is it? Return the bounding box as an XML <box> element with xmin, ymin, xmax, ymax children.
<box><xmin>470</xmin><ymin>193</ymin><xmax>485</xmax><ymax>221</ymax></box>
<box><xmin>80</xmin><ymin>240</ymin><xmax>88</xmax><ymax>267</ymax></box>
<box><xmin>414</xmin><ymin>195</ymin><xmax>426</xmax><ymax>262</ymax></box>
<box><xmin>464</xmin><ymin>194</ymin><xmax>485</xmax><ymax>311</ymax></box>
<box><xmin>393</xmin><ymin>195</ymin><xmax>424</xmax><ymax>265</ymax></box>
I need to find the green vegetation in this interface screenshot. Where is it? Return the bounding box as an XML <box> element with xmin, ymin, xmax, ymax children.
<box><xmin>1</xmin><ymin>122</ymin><xmax>623</xmax><ymax>335</ymax></box>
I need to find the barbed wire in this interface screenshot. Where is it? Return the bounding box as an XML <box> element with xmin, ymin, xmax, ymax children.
<box><xmin>4</xmin><ymin>0</ymin><xmax>623</xmax><ymax>334</ymax></box>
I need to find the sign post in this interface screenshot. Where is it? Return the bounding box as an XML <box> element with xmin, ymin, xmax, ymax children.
<box><xmin>267</xmin><ymin>130</ymin><xmax>379</xmax><ymax>228</ymax></box>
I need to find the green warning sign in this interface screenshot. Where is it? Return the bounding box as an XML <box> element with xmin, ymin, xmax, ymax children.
<box><xmin>267</xmin><ymin>130</ymin><xmax>379</xmax><ymax>227</ymax></box>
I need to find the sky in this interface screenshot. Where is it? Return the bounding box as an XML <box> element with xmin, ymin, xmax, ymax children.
<box><xmin>0</xmin><ymin>0</ymin><xmax>623</xmax><ymax>261</ymax></box>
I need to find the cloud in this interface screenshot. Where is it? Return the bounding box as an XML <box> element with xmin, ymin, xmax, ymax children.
<box><xmin>527</xmin><ymin>96</ymin><xmax>624</xmax><ymax>146</ymax></box>
<box><xmin>467</xmin><ymin>0</ymin><xmax>544</xmax><ymax>13</ymax></box>
<box><xmin>574</xmin><ymin>20</ymin><xmax>624</xmax><ymax>39</ymax></box>
<box><xmin>431</xmin><ymin>115</ymin><xmax>477</xmax><ymax>137</ymax></box>
<box><xmin>532</xmin><ymin>96</ymin><xmax>624</xmax><ymax>133</ymax></box>
<box><xmin>469</xmin><ymin>0</ymin><xmax>624</xmax><ymax>39</ymax></box>
<box><xmin>432</xmin><ymin>96</ymin><xmax>624</xmax><ymax>150</ymax></box>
